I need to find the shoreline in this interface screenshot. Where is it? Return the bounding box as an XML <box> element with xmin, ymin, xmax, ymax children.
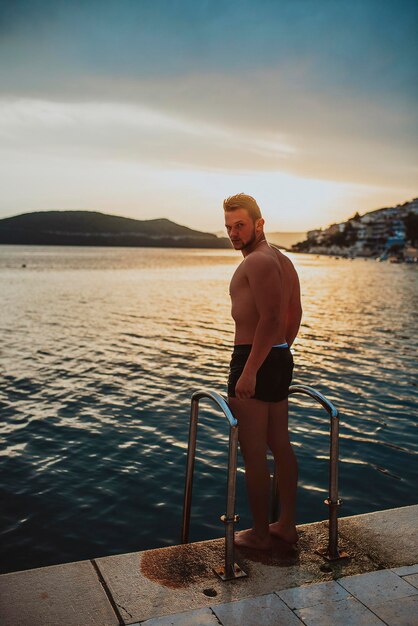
<box><xmin>1</xmin><ymin>504</ymin><xmax>417</xmax><ymax>624</ymax></box>
<box><xmin>291</xmin><ymin>247</ymin><xmax>418</xmax><ymax>263</ymax></box>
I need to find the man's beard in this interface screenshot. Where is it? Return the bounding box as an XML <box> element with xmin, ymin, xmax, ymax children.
<box><xmin>233</xmin><ymin>227</ymin><xmax>257</xmax><ymax>251</ymax></box>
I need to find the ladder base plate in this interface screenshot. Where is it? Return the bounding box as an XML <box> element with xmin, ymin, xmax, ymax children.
<box><xmin>213</xmin><ymin>563</ymin><xmax>248</xmax><ymax>581</ymax></box>
<box><xmin>315</xmin><ymin>547</ymin><xmax>350</xmax><ymax>561</ymax></box>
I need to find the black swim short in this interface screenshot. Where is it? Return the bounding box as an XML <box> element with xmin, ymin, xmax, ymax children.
<box><xmin>228</xmin><ymin>344</ymin><xmax>294</xmax><ymax>402</ymax></box>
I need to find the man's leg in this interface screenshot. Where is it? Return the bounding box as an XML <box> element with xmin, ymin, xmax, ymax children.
<box><xmin>228</xmin><ymin>397</ymin><xmax>271</xmax><ymax>550</ymax></box>
<box><xmin>267</xmin><ymin>398</ymin><xmax>299</xmax><ymax>543</ymax></box>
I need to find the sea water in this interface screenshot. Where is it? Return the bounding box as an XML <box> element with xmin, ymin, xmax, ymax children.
<box><xmin>0</xmin><ymin>245</ymin><xmax>417</xmax><ymax>573</ymax></box>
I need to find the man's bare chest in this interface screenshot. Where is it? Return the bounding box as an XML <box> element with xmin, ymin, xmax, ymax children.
<box><xmin>229</xmin><ymin>263</ymin><xmax>248</xmax><ymax>297</ymax></box>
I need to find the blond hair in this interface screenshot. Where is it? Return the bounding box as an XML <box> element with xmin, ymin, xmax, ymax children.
<box><xmin>223</xmin><ymin>193</ymin><xmax>262</xmax><ymax>222</ymax></box>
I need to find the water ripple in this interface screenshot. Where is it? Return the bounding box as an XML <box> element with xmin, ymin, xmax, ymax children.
<box><xmin>0</xmin><ymin>246</ymin><xmax>416</xmax><ymax>573</ymax></box>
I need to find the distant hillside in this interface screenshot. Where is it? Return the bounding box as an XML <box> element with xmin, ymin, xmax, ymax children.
<box><xmin>0</xmin><ymin>211</ymin><xmax>232</xmax><ymax>248</ymax></box>
<box><xmin>292</xmin><ymin>197</ymin><xmax>418</xmax><ymax>259</ymax></box>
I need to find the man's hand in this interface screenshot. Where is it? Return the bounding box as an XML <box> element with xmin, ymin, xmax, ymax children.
<box><xmin>235</xmin><ymin>371</ymin><xmax>256</xmax><ymax>400</ymax></box>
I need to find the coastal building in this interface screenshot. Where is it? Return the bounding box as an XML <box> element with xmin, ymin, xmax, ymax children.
<box><xmin>307</xmin><ymin>229</ymin><xmax>322</xmax><ymax>241</ymax></box>
<box><xmin>293</xmin><ymin>196</ymin><xmax>417</xmax><ymax>258</ymax></box>
<box><xmin>323</xmin><ymin>223</ymin><xmax>345</xmax><ymax>236</ymax></box>
<box><xmin>404</xmin><ymin>197</ymin><xmax>418</xmax><ymax>214</ymax></box>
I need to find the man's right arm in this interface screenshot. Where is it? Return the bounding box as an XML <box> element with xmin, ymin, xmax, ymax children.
<box><xmin>286</xmin><ymin>273</ymin><xmax>302</xmax><ymax>347</ymax></box>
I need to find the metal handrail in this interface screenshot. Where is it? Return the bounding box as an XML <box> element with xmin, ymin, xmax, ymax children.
<box><xmin>181</xmin><ymin>389</ymin><xmax>247</xmax><ymax>580</ymax></box>
<box><xmin>182</xmin><ymin>383</ymin><xmax>347</xmax><ymax>583</ymax></box>
<box><xmin>271</xmin><ymin>384</ymin><xmax>347</xmax><ymax>560</ymax></box>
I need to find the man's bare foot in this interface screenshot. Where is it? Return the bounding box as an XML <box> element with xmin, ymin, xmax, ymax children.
<box><xmin>269</xmin><ymin>522</ymin><xmax>299</xmax><ymax>544</ymax></box>
<box><xmin>234</xmin><ymin>528</ymin><xmax>272</xmax><ymax>550</ymax></box>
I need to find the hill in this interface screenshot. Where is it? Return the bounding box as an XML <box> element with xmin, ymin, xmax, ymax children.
<box><xmin>0</xmin><ymin>211</ymin><xmax>232</xmax><ymax>249</ymax></box>
<box><xmin>292</xmin><ymin>197</ymin><xmax>418</xmax><ymax>259</ymax></box>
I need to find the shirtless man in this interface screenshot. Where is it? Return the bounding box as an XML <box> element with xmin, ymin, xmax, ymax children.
<box><xmin>224</xmin><ymin>193</ymin><xmax>302</xmax><ymax>550</ymax></box>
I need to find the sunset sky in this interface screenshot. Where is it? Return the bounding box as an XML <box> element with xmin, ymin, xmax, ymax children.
<box><xmin>0</xmin><ymin>0</ymin><xmax>417</xmax><ymax>232</ymax></box>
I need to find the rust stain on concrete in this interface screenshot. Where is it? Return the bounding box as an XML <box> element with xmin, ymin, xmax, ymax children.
<box><xmin>140</xmin><ymin>518</ymin><xmax>392</xmax><ymax>592</ymax></box>
<box><xmin>140</xmin><ymin>541</ymin><xmax>225</xmax><ymax>588</ymax></box>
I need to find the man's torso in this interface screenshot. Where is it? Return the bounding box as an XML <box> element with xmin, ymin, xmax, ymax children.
<box><xmin>229</xmin><ymin>244</ymin><xmax>298</xmax><ymax>345</ymax></box>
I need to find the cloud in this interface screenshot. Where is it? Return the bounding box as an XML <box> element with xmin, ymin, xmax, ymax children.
<box><xmin>1</xmin><ymin>60</ymin><xmax>416</xmax><ymax>193</ymax></box>
<box><xmin>113</xmin><ymin>68</ymin><xmax>417</xmax><ymax>188</ymax></box>
<box><xmin>0</xmin><ymin>96</ymin><xmax>295</xmax><ymax>170</ymax></box>
<box><xmin>1</xmin><ymin>0</ymin><xmax>416</xmax><ymax>191</ymax></box>
<box><xmin>2</xmin><ymin>0</ymin><xmax>417</xmax><ymax>89</ymax></box>
<box><xmin>0</xmin><ymin>1</ymin><xmax>416</xmax><ymax>228</ymax></box>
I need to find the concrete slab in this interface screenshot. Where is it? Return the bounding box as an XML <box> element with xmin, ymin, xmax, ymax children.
<box><xmin>295</xmin><ymin>596</ymin><xmax>386</xmax><ymax>626</ymax></box>
<box><xmin>392</xmin><ymin>564</ymin><xmax>418</xmax><ymax>576</ymax></box>
<box><xmin>338</xmin><ymin>569</ymin><xmax>418</xmax><ymax>605</ymax></box>
<box><xmin>137</xmin><ymin>607</ymin><xmax>220</xmax><ymax>625</ymax></box>
<box><xmin>95</xmin><ymin>519</ymin><xmax>375</xmax><ymax>624</ymax></box>
<box><xmin>369</xmin><ymin>594</ymin><xmax>418</xmax><ymax>626</ymax></box>
<box><xmin>403</xmin><ymin>573</ymin><xmax>418</xmax><ymax>590</ymax></box>
<box><xmin>2</xmin><ymin>505</ymin><xmax>418</xmax><ymax>625</ymax></box>
<box><xmin>278</xmin><ymin>580</ymin><xmax>350</xmax><ymax>610</ymax></box>
<box><xmin>211</xmin><ymin>593</ymin><xmax>303</xmax><ymax>626</ymax></box>
<box><xmin>95</xmin><ymin>538</ymin><xmax>308</xmax><ymax>624</ymax></box>
<box><xmin>339</xmin><ymin>505</ymin><xmax>418</xmax><ymax>567</ymax></box>
<box><xmin>0</xmin><ymin>560</ymin><xmax>119</xmax><ymax>626</ymax></box>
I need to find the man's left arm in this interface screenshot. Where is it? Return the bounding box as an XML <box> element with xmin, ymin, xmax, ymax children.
<box><xmin>235</xmin><ymin>255</ymin><xmax>281</xmax><ymax>399</ymax></box>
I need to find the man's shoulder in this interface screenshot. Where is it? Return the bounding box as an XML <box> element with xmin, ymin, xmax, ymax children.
<box><xmin>270</xmin><ymin>246</ymin><xmax>299</xmax><ymax>273</ymax></box>
<box><xmin>243</xmin><ymin>249</ymin><xmax>277</xmax><ymax>274</ymax></box>
<box><xmin>244</xmin><ymin>247</ymin><xmax>299</xmax><ymax>280</ymax></box>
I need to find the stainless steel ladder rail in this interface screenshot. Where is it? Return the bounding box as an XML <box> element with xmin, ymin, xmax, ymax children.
<box><xmin>181</xmin><ymin>389</ymin><xmax>247</xmax><ymax>580</ymax></box>
<box><xmin>182</xmin><ymin>384</ymin><xmax>347</xmax><ymax>583</ymax></box>
<box><xmin>271</xmin><ymin>384</ymin><xmax>348</xmax><ymax>560</ymax></box>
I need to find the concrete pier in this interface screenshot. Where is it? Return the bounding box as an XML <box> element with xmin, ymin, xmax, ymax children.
<box><xmin>1</xmin><ymin>505</ymin><xmax>417</xmax><ymax>625</ymax></box>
